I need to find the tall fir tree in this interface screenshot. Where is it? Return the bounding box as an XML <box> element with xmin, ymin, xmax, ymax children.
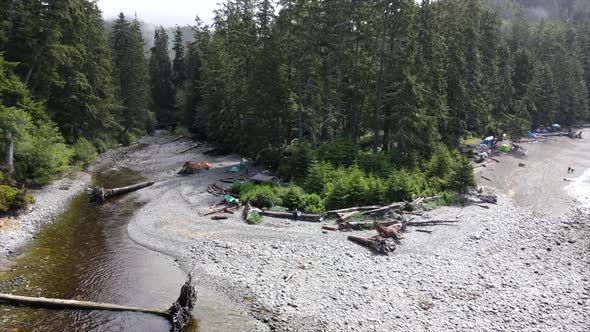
<box><xmin>149</xmin><ymin>26</ymin><xmax>176</xmax><ymax>125</ymax></box>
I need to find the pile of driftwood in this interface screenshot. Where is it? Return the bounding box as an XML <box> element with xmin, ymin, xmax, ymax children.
<box><xmin>207</xmin><ymin>183</ymin><xmax>229</xmax><ymax>197</ymax></box>
<box><xmin>321</xmin><ymin>194</ymin><xmax>497</xmax><ymax>255</ymax></box>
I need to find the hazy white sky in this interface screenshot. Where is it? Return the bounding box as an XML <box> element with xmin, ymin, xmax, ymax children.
<box><xmin>98</xmin><ymin>0</ymin><xmax>220</xmax><ymax>26</ymax></box>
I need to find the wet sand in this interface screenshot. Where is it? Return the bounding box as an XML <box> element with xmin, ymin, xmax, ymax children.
<box><xmin>476</xmin><ymin>129</ymin><xmax>590</xmax><ymax>215</ymax></box>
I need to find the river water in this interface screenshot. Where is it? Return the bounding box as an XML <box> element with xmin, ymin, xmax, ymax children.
<box><xmin>0</xmin><ymin>168</ymin><xmax>197</xmax><ymax>331</ymax></box>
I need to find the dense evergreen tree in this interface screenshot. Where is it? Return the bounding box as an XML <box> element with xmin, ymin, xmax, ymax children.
<box><xmin>110</xmin><ymin>13</ymin><xmax>151</xmax><ymax>140</ymax></box>
<box><xmin>149</xmin><ymin>27</ymin><xmax>176</xmax><ymax>125</ymax></box>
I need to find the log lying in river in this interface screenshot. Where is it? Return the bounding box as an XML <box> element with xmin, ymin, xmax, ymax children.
<box><xmin>0</xmin><ymin>271</ymin><xmax>197</xmax><ymax>332</ymax></box>
<box><xmin>0</xmin><ymin>293</ymin><xmax>171</xmax><ymax>318</ymax></box>
<box><xmin>86</xmin><ymin>181</ymin><xmax>155</xmax><ymax>202</ymax></box>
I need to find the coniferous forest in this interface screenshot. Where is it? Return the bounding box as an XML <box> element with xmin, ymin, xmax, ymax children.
<box><xmin>1</xmin><ymin>0</ymin><xmax>589</xmax><ymax>207</ymax></box>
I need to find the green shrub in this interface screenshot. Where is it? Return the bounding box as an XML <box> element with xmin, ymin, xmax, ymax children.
<box><xmin>173</xmin><ymin>126</ymin><xmax>192</xmax><ymax>138</ymax></box>
<box><xmin>385</xmin><ymin>169</ymin><xmax>429</xmax><ymax>202</ymax></box>
<box><xmin>304</xmin><ymin>161</ymin><xmax>334</xmax><ymax>196</ymax></box>
<box><xmin>279</xmin><ymin>185</ymin><xmax>305</xmax><ymax>210</ymax></box>
<box><xmin>316</xmin><ymin>137</ymin><xmax>359</xmax><ymax>167</ymax></box>
<box><xmin>14</xmin><ymin>122</ymin><xmax>72</xmax><ymax>186</ymax></box>
<box><xmin>358</xmin><ymin>152</ymin><xmax>393</xmax><ymax>178</ymax></box>
<box><xmin>0</xmin><ymin>170</ymin><xmax>4</xmax><ymax>183</ymax></box>
<box><xmin>325</xmin><ymin>166</ymin><xmax>371</xmax><ymax>210</ymax></box>
<box><xmin>229</xmin><ymin>181</ymin><xmax>256</xmax><ymax>195</ymax></box>
<box><xmin>427</xmin><ymin>144</ymin><xmax>456</xmax><ymax>191</ymax></box>
<box><xmin>71</xmin><ymin>138</ymin><xmax>98</xmax><ymax>166</ymax></box>
<box><xmin>366</xmin><ymin>176</ymin><xmax>387</xmax><ymax>205</ymax></box>
<box><xmin>241</xmin><ymin>185</ymin><xmax>282</xmax><ymax>208</ymax></box>
<box><xmin>449</xmin><ymin>156</ymin><xmax>476</xmax><ymax>193</ymax></box>
<box><xmin>0</xmin><ymin>185</ymin><xmax>34</xmax><ymax>212</ymax></box>
<box><xmin>278</xmin><ymin>142</ymin><xmax>314</xmax><ymax>182</ymax></box>
<box><xmin>246</xmin><ymin>211</ymin><xmax>262</xmax><ymax>224</ymax></box>
<box><xmin>300</xmin><ymin>193</ymin><xmax>324</xmax><ymax>214</ymax></box>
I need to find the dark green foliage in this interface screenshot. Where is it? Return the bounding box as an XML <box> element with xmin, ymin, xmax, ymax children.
<box><xmin>316</xmin><ymin>138</ymin><xmax>360</xmax><ymax>168</ymax></box>
<box><xmin>0</xmin><ymin>185</ymin><xmax>34</xmax><ymax>212</ymax></box>
<box><xmin>385</xmin><ymin>169</ymin><xmax>429</xmax><ymax>203</ymax></box>
<box><xmin>241</xmin><ymin>185</ymin><xmax>282</xmax><ymax>208</ymax></box>
<box><xmin>325</xmin><ymin>166</ymin><xmax>370</xmax><ymax>210</ymax></box>
<box><xmin>304</xmin><ymin>161</ymin><xmax>335</xmax><ymax>196</ymax></box>
<box><xmin>300</xmin><ymin>194</ymin><xmax>324</xmax><ymax>214</ymax></box>
<box><xmin>450</xmin><ymin>156</ymin><xmax>476</xmax><ymax>193</ymax></box>
<box><xmin>110</xmin><ymin>14</ymin><xmax>151</xmax><ymax>138</ymax></box>
<box><xmin>150</xmin><ymin>27</ymin><xmax>176</xmax><ymax>125</ymax></box>
<box><xmin>14</xmin><ymin>122</ymin><xmax>72</xmax><ymax>185</ymax></box>
<box><xmin>278</xmin><ymin>142</ymin><xmax>314</xmax><ymax>182</ymax></box>
<box><xmin>0</xmin><ymin>55</ymin><xmax>72</xmax><ymax>185</ymax></box>
<box><xmin>427</xmin><ymin>145</ymin><xmax>457</xmax><ymax>191</ymax></box>
<box><xmin>71</xmin><ymin>138</ymin><xmax>98</xmax><ymax>166</ymax></box>
<box><xmin>357</xmin><ymin>152</ymin><xmax>394</xmax><ymax>179</ymax></box>
<box><xmin>246</xmin><ymin>211</ymin><xmax>262</xmax><ymax>224</ymax></box>
<box><xmin>279</xmin><ymin>185</ymin><xmax>305</xmax><ymax>210</ymax></box>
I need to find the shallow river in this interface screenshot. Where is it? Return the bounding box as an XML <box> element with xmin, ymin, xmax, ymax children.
<box><xmin>0</xmin><ymin>168</ymin><xmax>197</xmax><ymax>331</ymax></box>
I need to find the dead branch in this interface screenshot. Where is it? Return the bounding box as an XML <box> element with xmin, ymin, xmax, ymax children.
<box><xmin>481</xmin><ymin>175</ymin><xmax>492</xmax><ymax>182</ymax></box>
<box><xmin>177</xmin><ymin>143</ymin><xmax>202</xmax><ymax>154</ymax></box>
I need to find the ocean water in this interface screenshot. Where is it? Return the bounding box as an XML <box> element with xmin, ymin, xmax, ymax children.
<box><xmin>566</xmin><ymin>168</ymin><xmax>590</xmax><ymax>209</ymax></box>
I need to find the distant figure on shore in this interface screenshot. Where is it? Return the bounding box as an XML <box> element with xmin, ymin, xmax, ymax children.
<box><xmin>568</xmin><ymin>167</ymin><xmax>575</xmax><ymax>174</ymax></box>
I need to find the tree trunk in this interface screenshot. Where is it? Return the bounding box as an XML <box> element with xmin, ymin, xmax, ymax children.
<box><xmin>0</xmin><ymin>293</ymin><xmax>171</xmax><ymax>319</ymax></box>
<box><xmin>321</xmin><ymin>59</ymin><xmax>330</xmax><ymax>142</ymax></box>
<box><xmin>6</xmin><ymin>133</ymin><xmax>14</xmax><ymax>175</ymax></box>
<box><xmin>297</xmin><ymin>81</ymin><xmax>304</xmax><ymax>141</ymax></box>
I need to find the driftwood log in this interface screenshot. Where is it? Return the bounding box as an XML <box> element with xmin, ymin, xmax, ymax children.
<box><xmin>323</xmin><ymin>205</ymin><xmax>381</xmax><ymax>217</ymax></box>
<box><xmin>347</xmin><ymin>236</ymin><xmax>396</xmax><ymax>255</ymax></box>
<box><xmin>177</xmin><ymin>143</ymin><xmax>202</xmax><ymax>154</ymax></box>
<box><xmin>0</xmin><ymin>272</ymin><xmax>197</xmax><ymax>332</ymax></box>
<box><xmin>86</xmin><ymin>181</ymin><xmax>155</xmax><ymax>202</ymax></box>
<box><xmin>260</xmin><ymin>210</ymin><xmax>322</xmax><ymax>222</ymax></box>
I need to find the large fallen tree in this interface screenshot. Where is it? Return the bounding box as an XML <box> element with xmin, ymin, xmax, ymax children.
<box><xmin>86</xmin><ymin>181</ymin><xmax>155</xmax><ymax>202</ymax></box>
<box><xmin>0</xmin><ymin>272</ymin><xmax>197</xmax><ymax>332</ymax></box>
<box><xmin>260</xmin><ymin>210</ymin><xmax>322</xmax><ymax>222</ymax></box>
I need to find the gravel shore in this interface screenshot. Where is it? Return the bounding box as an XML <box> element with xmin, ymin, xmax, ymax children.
<box><xmin>109</xmin><ymin>135</ymin><xmax>590</xmax><ymax>331</ymax></box>
<box><xmin>0</xmin><ymin>171</ymin><xmax>91</xmax><ymax>257</ymax></box>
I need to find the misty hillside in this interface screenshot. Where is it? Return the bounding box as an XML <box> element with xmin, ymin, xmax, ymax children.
<box><xmin>104</xmin><ymin>18</ymin><xmax>194</xmax><ymax>53</ymax></box>
<box><xmin>487</xmin><ymin>0</ymin><xmax>590</xmax><ymax>21</ymax></box>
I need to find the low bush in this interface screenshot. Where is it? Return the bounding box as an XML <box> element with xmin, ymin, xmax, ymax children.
<box><xmin>385</xmin><ymin>168</ymin><xmax>429</xmax><ymax>202</ymax></box>
<box><xmin>246</xmin><ymin>211</ymin><xmax>262</xmax><ymax>224</ymax></box>
<box><xmin>241</xmin><ymin>185</ymin><xmax>282</xmax><ymax>208</ymax></box>
<box><xmin>71</xmin><ymin>138</ymin><xmax>98</xmax><ymax>166</ymax></box>
<box><xmin>316</xmin><ymin>137</ymin><xmax>359</xmax><ymax>168</ymax></box>
<box><xmin>277</xmin><ymin>142</ymin><xmax>314</xmax><ymax>182</ymax></box>
<box><xmin>0</xmin><ymin>170</ymin><xmax>4</xmax><ymax>183</ymax></box>
<box><xmin>279</xmin><ymin>185</ymin><xmax>306</xmax><ymax>210</ymax></box>
<box><xmin>449</xmin><ymin>156</ymin><xmax>476</xmax><ymax>193</ymax></box>
<box><xmin>0</xmin><ymin>185</ymin><xmax>34</xmax><ymax>212</ymax></box>
<box><xmin>357</xmin><ymin>152</ymin><xmax>393</xmax><ymax>178</ymax></box>
<box><xmin>173</xmin><ymin>126</ymin><xmax>192</xmax><ymax>138</ymax></box>
<box><xmin>300</xmin><ymin>193</ymin><xmax>324</xmax><ymax>214</ymax></box>
<box><xmin>304</xmin><ymin>161</ymin><xmax>334</xmax><ymax>196</ymax></box>
<box><xmin>325</xmin><ymin>166</ymin><xmax>371</xmax><ymax>210</ymax></box>
<box><xmin>14</xmin><ymin>122</ymin><xmax>72</xmax><ymax>186</ymax></box>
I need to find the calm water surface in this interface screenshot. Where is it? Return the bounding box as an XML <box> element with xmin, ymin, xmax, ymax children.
<box><xmin>0</xmin><ymin>167</ymin><xmax>197</xmax><ymax>332</ymax></box>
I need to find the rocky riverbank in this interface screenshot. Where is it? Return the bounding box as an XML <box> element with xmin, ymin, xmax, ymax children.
<box><xmin>109</xmin><ymin>135</ymin><xmax>589</xmax><ymax>331</ymax></box>
<box><xmin>0</xmin><ymin>171</ymin><xmax>91</xmax><ymax>258</ymax></box>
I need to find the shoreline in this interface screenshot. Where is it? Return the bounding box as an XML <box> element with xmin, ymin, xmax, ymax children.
<box><xmin>0</xmin><ymin>171</ymin><xmax>92</xmax><ymax>259</ymax></box>
<box><xmin>119</xmin><ymin>135</ymin><xmax>589</xmax><ymax>331</ymax></box>
<box><xmin>2</xmin><ymin>133</ymin><xmax>588</xmax><ymax>331</ymax></box>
